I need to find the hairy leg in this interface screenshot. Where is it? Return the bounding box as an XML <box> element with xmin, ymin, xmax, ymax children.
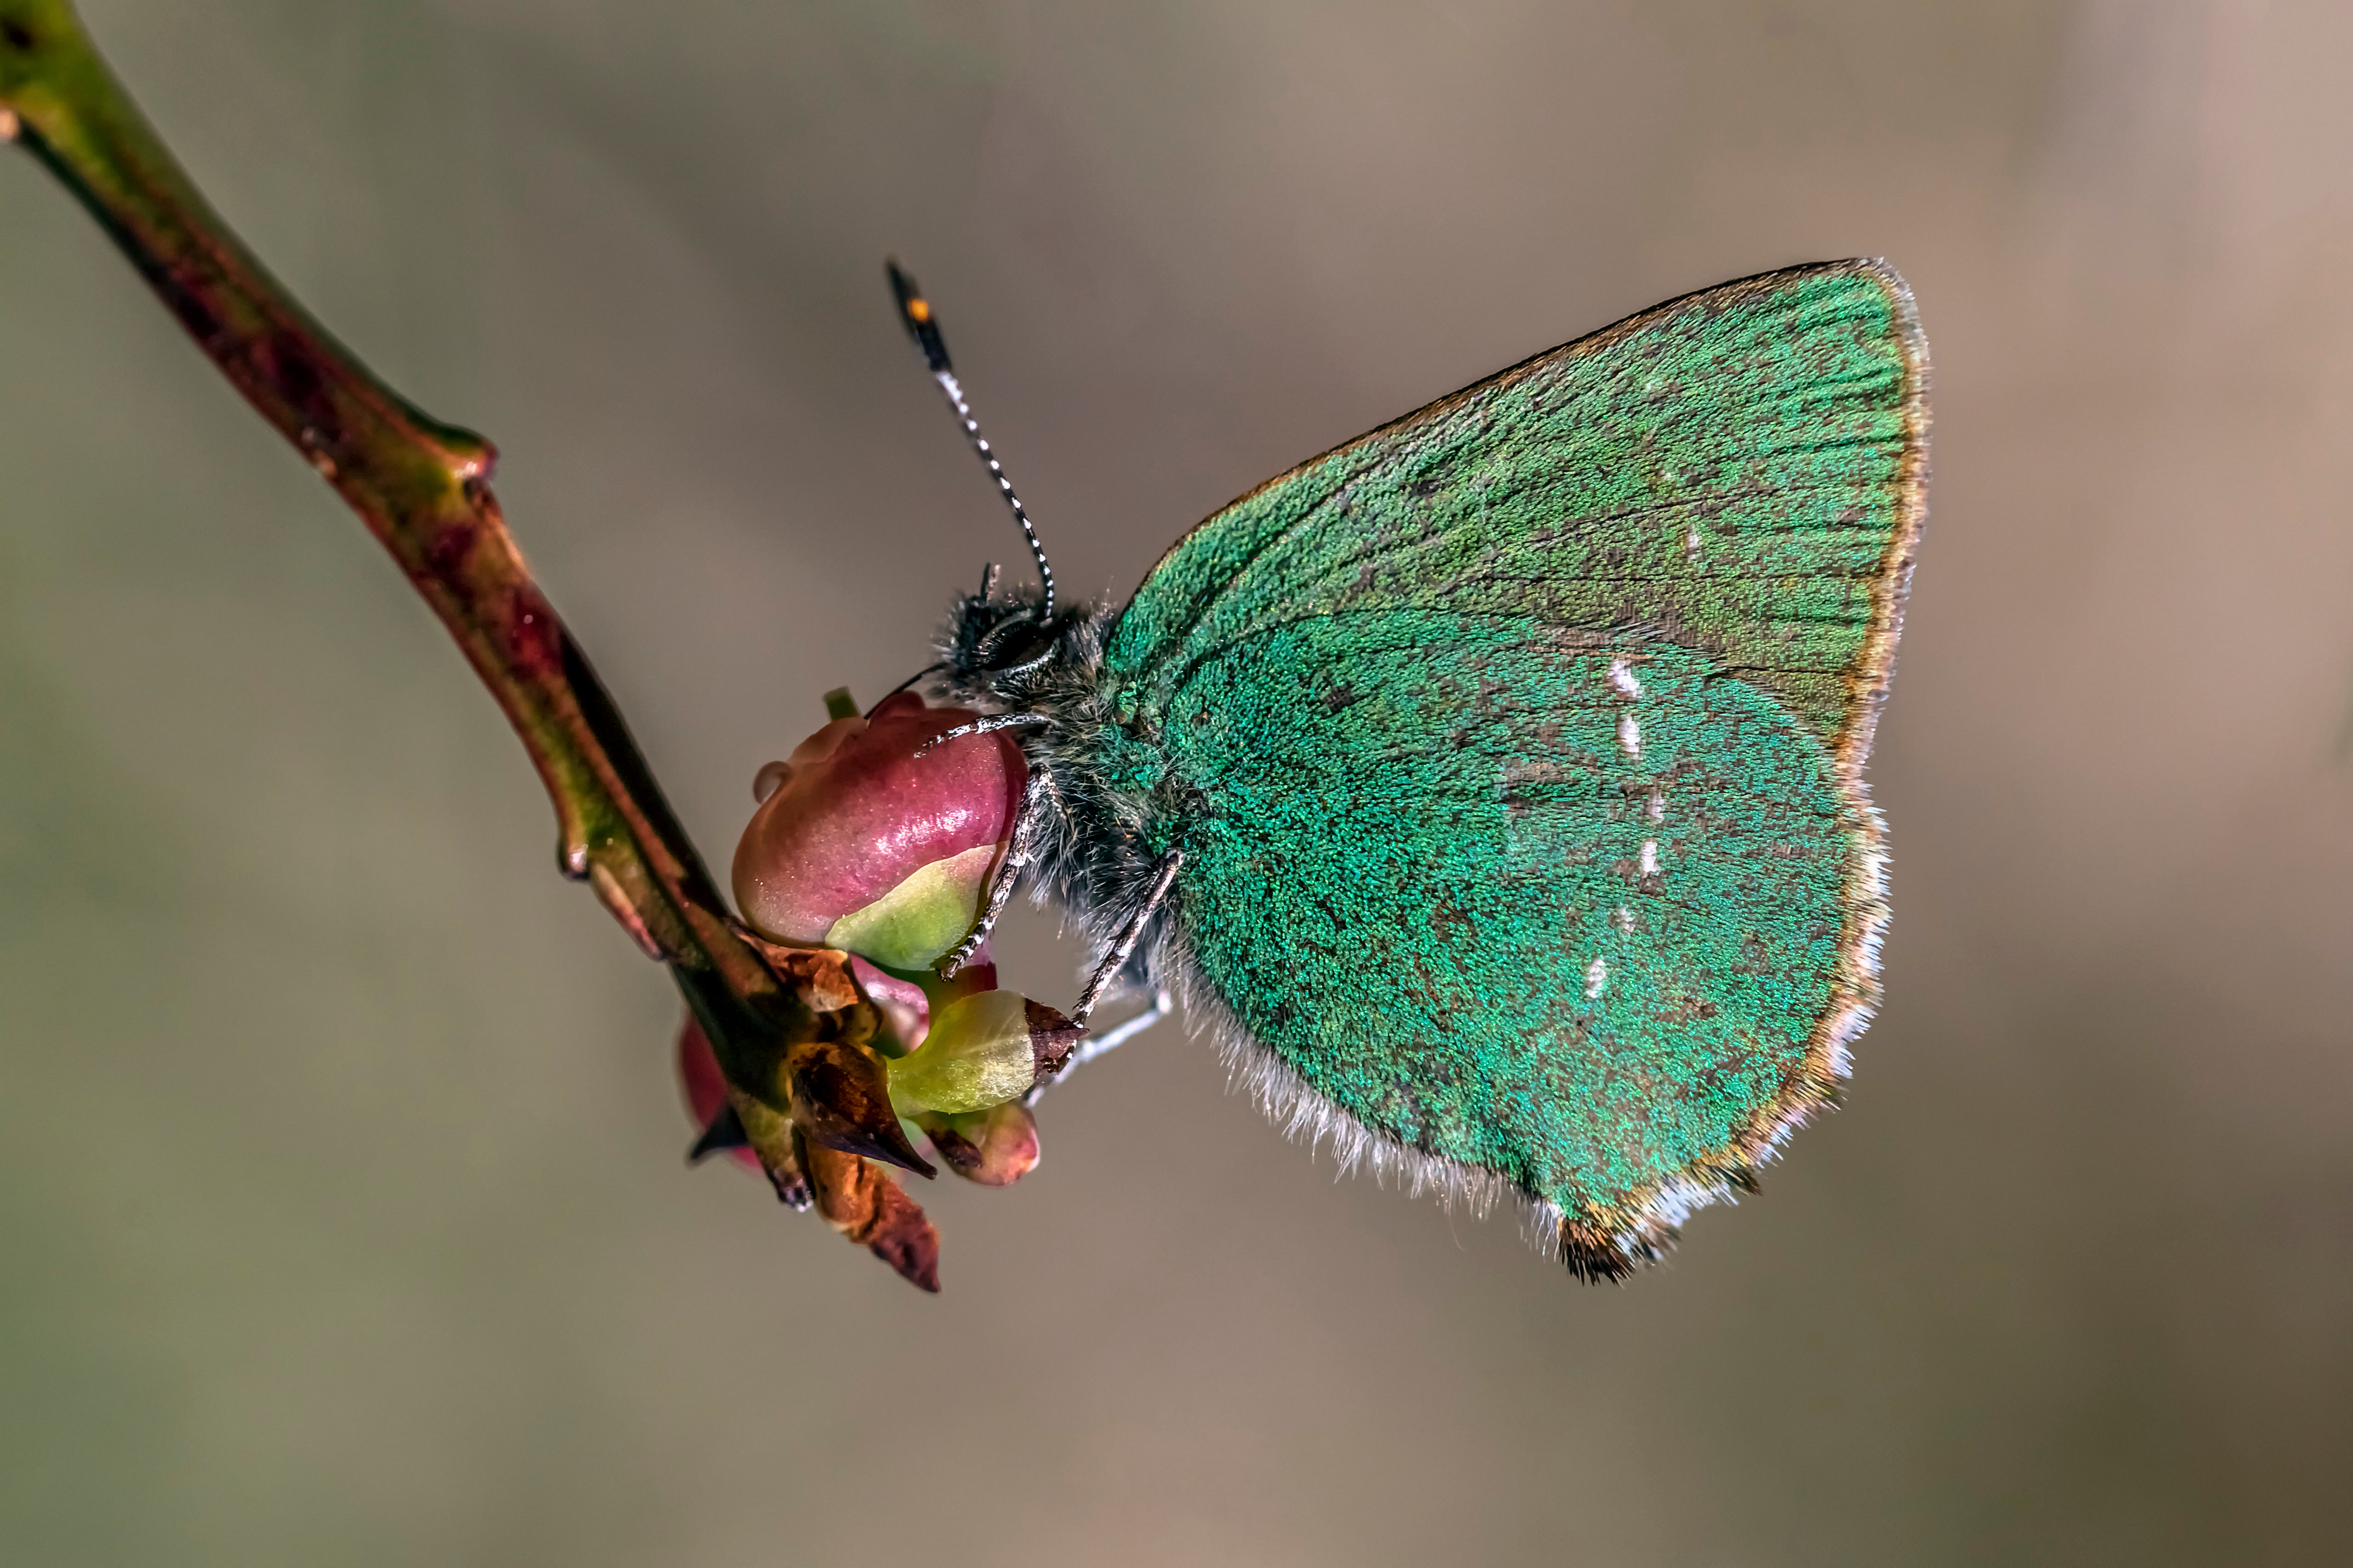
<box><xmin>936</xmin><ymin>768</ymin><xmax>1051</xmax><ymax>978</ymax></box>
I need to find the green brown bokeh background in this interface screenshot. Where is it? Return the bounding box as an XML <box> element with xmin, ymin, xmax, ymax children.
<box><xmin>4</xmin><ymin>2</ymin><xmax>2349</xmax><ymax>1562</ymax></box>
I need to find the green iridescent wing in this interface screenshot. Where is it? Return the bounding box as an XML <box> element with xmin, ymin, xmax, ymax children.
<box><xmin>1095</xmin><ymin>261</ymin><xmax>1926</xmax><ymax>1274</ymax></box>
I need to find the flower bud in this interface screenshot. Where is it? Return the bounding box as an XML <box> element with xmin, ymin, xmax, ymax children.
<box><xmin>848</xmin><ymin>952</ymin><xmax>998</xmax><ymax>1059</ymax></box>
<box><xmin>917</xmin><ymin>1101</ymin><xmax>1043</xmax><ymax>1187</ymax></box>
<box><xmin>676</xmin><ymin>1014</ymin><xmax>759</xmax><ymax>1171</ymax></box>
<box><xmin>732</xmin><ymin>691</ymin><xmax>1025</xmax><ymax>970</ymax></box>
<box><xmin>886</xmin><ymin>991</ymin><xmax>1085</xmax><ymax>1115</ymax></box>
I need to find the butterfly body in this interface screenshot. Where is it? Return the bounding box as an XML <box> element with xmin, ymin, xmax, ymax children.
<box><xmin>928</xmin><ymin>260</ymin><xmax>1927</xmax><ymax>1278</ymax></box>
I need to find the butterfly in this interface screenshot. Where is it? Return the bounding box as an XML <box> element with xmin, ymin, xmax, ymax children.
<box><xmin>885</xmin><ymin>258</ymin><xmax>1926</xmax><ymax>1280</ymax></box>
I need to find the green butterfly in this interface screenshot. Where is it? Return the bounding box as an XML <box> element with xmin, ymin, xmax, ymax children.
<box><xmin>891</xmin><ymin>258</ymin><xmax>1927</xmax><ymax>1279</ymax></box>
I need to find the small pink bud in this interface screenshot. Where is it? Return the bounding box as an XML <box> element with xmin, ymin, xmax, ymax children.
<box><xmin>676</xmin><ymin>1014</ymin><xmax>758</xmax><ymax>1171</ymax></box>
<box><xmin>918</xmin><ymin>1101</ymin><xmax>1043</xmax><ymax>1186</ymax></box>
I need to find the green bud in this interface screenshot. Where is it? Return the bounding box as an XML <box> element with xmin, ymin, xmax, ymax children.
<box><xmin>821</xmin><ymin>843</ymin><xmax>999</xmax><ymax>970</ymax></box>
<box><xmin>886</xmin><ymin>991</ymin><xmax>1084</xmax><ymax>1115</ymax></box>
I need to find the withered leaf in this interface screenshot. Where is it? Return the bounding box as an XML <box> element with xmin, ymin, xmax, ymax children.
<box><xmin>796</xmin><ymin>1129</ymin><xmax>942</xmax><ymax>1293</ymax></box>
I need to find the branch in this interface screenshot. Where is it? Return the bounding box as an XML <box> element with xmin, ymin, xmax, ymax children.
<box><xmin>0</xmin><ymin>1</ymin><xmax>940</xmax><ymax>1284</ymax></box>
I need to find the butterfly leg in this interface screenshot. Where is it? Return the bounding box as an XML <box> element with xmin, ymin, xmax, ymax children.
<box><xmin>936</xmin><ymin>768</ymin><xmax>1050</xmax><ymax>979</ymax></box>
<box><xmin>1073</xmin><ymin>851</ymin><xmax>1183</xmax><ymax>1026</ymax></box>
<box><xmin>1029</xmin><ymin>983</ymin><xmax>1171</xmax><ymax>1102</ymax></box>
<box><xmin>1073</xmin><ymin>985</ymin><xmax>1172</xmax><ymax>1065</ymax></box>
<box><xmin>1026</xmin><ymin>852</ymin><xmax>1182</xmax><ymax>1102</ymax></box>
<box><xmin>912</xmin><ymin>712</ymin><xmax>1051</xmax><ymax>755</ymax></box>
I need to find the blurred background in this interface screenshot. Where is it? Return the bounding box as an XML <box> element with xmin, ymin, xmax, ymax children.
<box><xmin>4</xmin><ymin>1</ymin><xmax>2349</xmax><ymax>1562</ymax></box>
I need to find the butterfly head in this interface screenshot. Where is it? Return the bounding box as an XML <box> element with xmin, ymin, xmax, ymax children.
<box><xmin>936</xmin><ymin>582</ymin><xmax>1096</xmax><ymax>701</ymax></box>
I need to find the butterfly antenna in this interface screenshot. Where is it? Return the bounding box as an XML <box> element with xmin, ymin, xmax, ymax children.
<box><xmin>887</xmin><ymin>261</ymin><xmax>1056</xmax><ymax>623</ymax></box>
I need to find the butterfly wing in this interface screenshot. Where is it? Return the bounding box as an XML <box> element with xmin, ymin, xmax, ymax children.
<box><xmin>1094</xmin><ymin>260</ymin><xmax>1926</xmax><ymax>1275</ymax></box>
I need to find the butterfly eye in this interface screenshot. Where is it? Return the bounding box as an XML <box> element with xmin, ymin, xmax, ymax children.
<box><xmin>971</xmin><ymin>610</ymin><xmax>1058</xmax><ymax>676</ymax></box>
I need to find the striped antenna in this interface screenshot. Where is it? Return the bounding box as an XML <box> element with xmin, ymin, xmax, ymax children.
<box><xmin>886</xmin><ymin>261</ymin><xmax>1056</xmax><ymax>622</ymax></box>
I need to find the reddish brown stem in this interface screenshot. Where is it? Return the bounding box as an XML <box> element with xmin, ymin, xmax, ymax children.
<box><xmin>0</xmin><ymin>0</ymin><xmax>940</xmax><ymax>1286</ymax></box>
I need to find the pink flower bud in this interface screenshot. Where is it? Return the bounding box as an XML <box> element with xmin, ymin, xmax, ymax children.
<box><xmin>732</xmin><ymin>692</ymin><xmax>1025</xmax><ymax>970</ymax></box>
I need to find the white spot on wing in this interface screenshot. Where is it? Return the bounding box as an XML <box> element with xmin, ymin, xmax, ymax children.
<box><xmin>1584</xmin><ymin>957</ymin><xmax>1609</xmax><ymax>999</ymax></box>
<box><xmin>1609</xmin><ymin>658</ymin><xmax>1643</xmax><ymax>699</ymax></box>
<box><xmin>1640</xmin><ymin>839</ymin><xmax>1659</xmax><ymax>878</ymax></box>
<box><xmin>1614</xmin><ymin>905</ymin><xmax>1636</xmax><ymax>931</ymax></box>
<box><xmin>1647</xmin><ymin>791</ymin><xmax>1666</xmax><ymax>822</ymax></box>
<box><xmin>1685</xmin><ymin>527</ymin><xmax>1703</xmax><ymax>562</ymax></box>
<box><xmin>1617</xmin><ymin>714</ymin><xmax>1641</xmax><ymax>758</ymax></box>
